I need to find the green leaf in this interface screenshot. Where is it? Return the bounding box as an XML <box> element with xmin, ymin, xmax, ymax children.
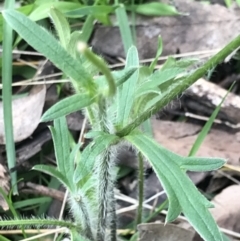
<box><xmin>160</xmin><ymin>56</ymin><xmax>198</xmax><ymax>71</ymax></box>
<box><xmin>115</xmin><ymin>4</ymin><xmax>133</xmax><ymax>54</ymax></box>
<box><xmin>69</xmin><ymin>143</ymin><xmax>81</xmax><ymax>166</ymax></box>
<box><xmin>179</xmin><ymin>157</ymin><xmax>225</xmax><ymax>172</ymax></box>
<box><xmin>116</xmin><ymin>74</ymin><xmax>188</xmax><ymax>136</ymax></box>
<box><xmin>188</xmin><ymin>83</ymin><xmax>234</xmax><ymax>156</ymax></box>
<box><xmin>2</xmin><ymin>0</ymin><xmax>18</xmax><ymax>195</ymax></box>
<box><xmin>50</xmin><ymin>117</ymin><xmax>73</xmax><ymax>188</ymax></box>
<box><xmin>141</xmin><ymin>118</ymin><xmax>153</xmax><ymax>137</ymax></box>
<box><xmin>33</xmin><ymin>165</ymin><xmax>71</xmax><ymax>189</ymax></box>
<box><xmin>49</xmin><ymin>7</ymin><xmax>71</xmax><ymax>49</ymax></box>
<box><xmin>3</xmin><ymin>10</ymin><xmax>96</xmax><ymax>93</ymax></box>
<box><xmin>74</xmin><ymin>133</ymin><xmax>119</xmax><ymax>183</ymax></box>
<box><xmin>136</xmin><ymin>67</ymin><xmax>185</xmax><ymax>97</ymax></box>
<box><xmin>126</xmin><ymin>2</ymin><xmax>180</xmax><ymax>16</ymax></box>
<box><xmin>70</xmin><ymin>228</ymin><xmax>92</xmax><ymax>241</ymax></box>
<box><xmin>125</xmin><ymin>132</ymin><xmax>223</xmax><ymax>241</ymax></box>
<box><xmin>0</xmin><ymin>4</ymin><xmax>34</xmax><ymax>42</ymax></box>
<box><xmin>116</xmin><ymin>46</ymin><xmax>139</xmax><ymax>126</ymax></box>
<box><xmin>149</xmin><ymin>36</ymin><xmax>163</xmax><ymax>72</ymax></box>
<box><xmin>95</xmin><ymin>67</ymin><xmax>137</xmax><ymax>90</ymax></box>
<box><xmin>28</xmin><ymin>2</ymin><xmax>82</xmax><ymax>21</ymax></box>
<box><xmin>115</xmin><ymin>67</ymin><xmax>138</xmax><ymax>87</ymax></box>
<box><xmin>65</xmin><ymin>6</ymin><xmax>116</xmax><ymax>17</ymax></box>
<box><xmin>78</xmin><ymin>15</ymin><xmax>95</xmax><ymax>43</ymax></box>
<box><xmin>41</xmin><ymin>93</ymin><xmax>95</xmax><ymax>122</ymax></box>
<box><xmin>13</xmin><ymin>197</ymin><xmax>50</xmax><ymax>209</ymax></box>
<box><xmin>78</xmin><ymin>43</ymin><xmax>116</xmax><ymax>96</ymax></box>
<box><xmin>67</xmin><ymin>31</ymin><xmax>82</xmax><ymax>58</ymax></box>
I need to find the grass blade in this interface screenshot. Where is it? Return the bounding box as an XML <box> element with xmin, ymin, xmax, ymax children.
<box><xmin>188</xmin><ymin>82</ymin><xmax>235</xmax><ymax>156</ymax></box>
<box><xmin>2</xmin><ymin>0</ymin><xmax>17</xmax><ymax>195</ymax></box>
<box><xmin>0</xmin><ymin>187</ymin><xmax>26</xmax><ymax>237</ymax></box>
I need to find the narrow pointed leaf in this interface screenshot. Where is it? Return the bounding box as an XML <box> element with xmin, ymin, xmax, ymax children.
<box><xmin>149</xmin><ymin>142</ymin><xmax>225</xmax><ymax>173</ymax></box>
<box><xmin>115</xmin><ymin>67</ymin><xmax>138</xmax><ymax>87</ymax></box>
<box><xmin>116</xmin><ymin>46</ymin><xmax>139</xmax><ymax>126</ymax></box>
<box><xmin>68</xmin><ymin>31</ymin><xmax>81</xmax><ymax>58</ymax></box>
<box><xmin>95</xmin><ymin>67</ymin><xmax>137</xmax><ymax>90</ymax></box>
<box><xmin>41</xmin><ymin>93</ymin><xmax>95</xmax><ymax>122</ymax></box>
<box><xmin>79</xmin><ymin>44</ymin><xmax>116</xmax><ymax>96</ymax></box>
<box><xmin>136</xmin><ymin>67</ymin><xmax>185</xmax><ymax>97</ymax></box>
<box><xmin>3</xmin><ymin>10</ymin><xmax>95</xmax><ymax>92</ymax></box>
<box><xmin>126</xmin><ymin>2</ymin><xmax>180</xmax><ymax>16</ymax></box>
<box><xmin>29</xmin><ymin>2</ymin><xmax>82</xmax><ymax>21</ymax></box>
<box><xmin>115</xmin><ymin>4</ymin><xmax>133</xmax><ymax>54</ymax></box>
<box><xmin>149</xmin><ymin>36</ymin><xmax>163</xmax><ymax>72</ymax></box>
<box><xmin>78</xmin><ymin>15</ymin><xmax>95</xmax><ymax>43</ymax></box>
<box><xmin>125</xmin><ymin>132</ymin><xmax>222</xmax><ymax>241</ymax></box>
<box><xmin>69</xmin><ymin>143</ymin><xmax>81</xmax><ymax>166</ymax></box>
<box><xmin>65</xmin><ymin>6</ymin><xmax>116</xmax><ymax>17</ymax></box>
<box><xmin>188</xmin><ymin>83</ymin><xmax>234</xmax><ymax>156</ymax></box>
<box><xmin>74</xmin><ymin>133</ymin><xmax>119</xmax><ymax>183</ymax></box>
<box><xmin>49</xmin><ymin>7</ymin><xmax>71</xmax><ymax>49</ymax></box>
<box><xmin>179</xmin><ymin>157</ymin><xmax>225</xmax><ymax>172</ymax></box>
<box><xmin>50</xmin><ymin>117</ymin><xmax>73</xmax><ymax>184</ymax></box>
<box><xmin>33</xmin><ymin>165</ymin><xmax>71</xmax><ymax>189</ymax></box>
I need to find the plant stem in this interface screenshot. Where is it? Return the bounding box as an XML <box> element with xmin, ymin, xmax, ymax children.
<box><xmin>0</xmin><ymin>218</ymin><xmax>79</xmax><ymax>230</ymax></box>
<box><xmin>70</xmin><ymin>196</ymin><xmax>94</xmax><ymax>240</ymax></box>
<box><xmin>116</xmin><ymin>34</ymin><xmax>240</xmax><ymax>137</ymax></box>
<box><xmin>109</xmin><ymin>182</ymin><xmax>117</xmax><ymax>241</ymax></box>
<box><xmin>96</xmin><ymin>150</ymin><xmax>111</xmax><ymax>241</ymax></box>
<box><xmin>136</xmin><ymin>152</ymin><xmax>144</xmax><ymax>227</ymax></box>
<box><xmin>3</xmin><ymin>0</ymin><xmax>17</xmax><ymax>195</ymax></box>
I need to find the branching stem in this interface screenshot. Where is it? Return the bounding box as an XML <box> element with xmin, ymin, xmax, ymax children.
<box><xmin>117</xmin><ymin>34</ymin><xmax>240</xmax><ymax>137</ymax></box>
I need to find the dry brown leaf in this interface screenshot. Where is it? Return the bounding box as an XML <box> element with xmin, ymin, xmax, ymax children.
<box><xmin>0</xmin><ymin>85</ymin><xmax>46</xmax><ymax>144</ymax></box>
<box><xmin>138</xmin><ymin>223</ymin><xmax>195</xmax><ymax>241</ymax></box>
<box><xmin>92</xmin><ymin>0</ymin><xmax>240</xmax><ymax>59</ymax></box>
<box><xmin>0</xmin><ymin>164</ymin><xmax>10</xmax><ymax>211</ymax></box>
<box><xmin>211</xmin><ymin>185</ymin><xmax>240</xmax><ymax>232</ymax></box>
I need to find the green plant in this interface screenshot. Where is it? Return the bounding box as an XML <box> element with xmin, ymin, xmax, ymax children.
<box><xmin>2</xmin><ymin>5</ymin><xmax>240</xmax><ymax>241</ymax></box>
<box><xmin>224</xmin><ymin>0</ymin><xmax>240</xmax><ymax>7</ymax></box>
<box><xmin>2</xmin><ymin>0</ymin><xmax>18</xmax><ymax>195</ymax></box>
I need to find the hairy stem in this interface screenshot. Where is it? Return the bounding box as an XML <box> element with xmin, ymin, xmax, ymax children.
<box><xmin>96</xmin><ymin>96</ymin><xmax>117</xmax><ymax>241</ymax></box>
<box><xmin>0</xmin><ymin>218</ymin><xmax>79</xmax><ymax>230</ymax></box>
<box><xmin>108</xmin><ymin>166</ymin><xmax>117</xmax><ymax>241</ymax></box>
<box><xmin>116</xmin><ymin>34</ymin><xmax>240</xmax><ymax>137</ymax></box>
<box><xmin>73</xmin><ymin>197</ymin><xmax>94</xmax><ymax>240</ymax></box>
<box><xmin>136</xmin><ymin>152</ymin><xmax>144</xmax><ymax>226</ymax></box>
<box><xmin>97</xmin><ymin>150</ymin><xmax>116</xmax><ymax>241</ymax></box>
<box><xmin>96</xmin><ymin>150</ymin><xmax>112</xmax><ymax>241</ymax></box>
